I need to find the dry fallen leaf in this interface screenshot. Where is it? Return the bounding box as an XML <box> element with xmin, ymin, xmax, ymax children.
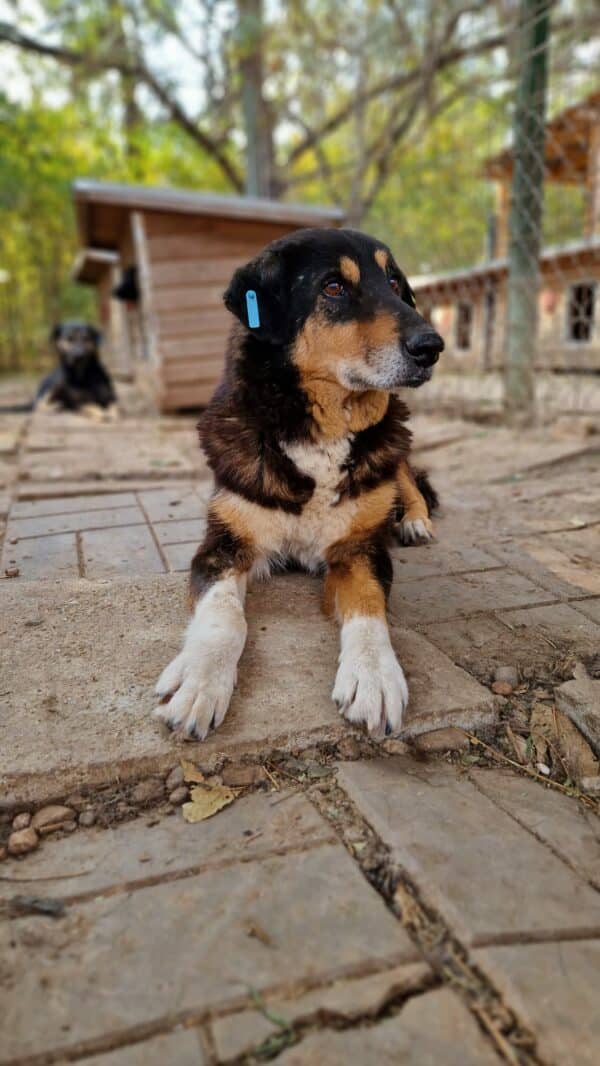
<box><xmin>182</xmin><ymin>783</ymin><xmax>237</xmax><ymax>822</ymax></box>
<box><xmin>530</xmin><ymin>702</ymin><xmax>599</xmax><ymax>783</ymax></box>
<box><xmin>180</xmin><ymin>758</ymin><xmax>205</xmax><ymax>784</ymax></box>
<box><xmin>506</xmin><ymin>725</ymin><xmax>529</xmax><ymax>765</ymax></box>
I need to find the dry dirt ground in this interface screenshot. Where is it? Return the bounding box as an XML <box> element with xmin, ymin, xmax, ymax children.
<box><xmin>0</xmin><ymin>374</ymin><xmax>599</xmax><ymax>1065</ymax></box>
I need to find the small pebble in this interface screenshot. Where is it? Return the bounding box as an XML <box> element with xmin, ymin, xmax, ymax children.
<box><xmin>382</xmin><ymin>738</ymin><xmax>410</xmax><ymax>755</ymax></box>
<box><xmin>12</xmin><ymin>812</ymin><xmax>31</xmax><ymax>831</ymax></box>
<box><xmin>536</xmin><ymin>763</ymin><xmax>551</xmax><ymax>776</ymax></box>
<box><xmin>221</xmin><ymin>765</ymin><xmax>264</xmax><ymax>787</ymax></box>
<box><xmin>168</xmin><ymin>786</ymin><xmax>189</xmax><ymax>806</ymax></box>
<box><xmin>31</xmin><ymin>805</ymin><xmax>74</xmax><ymax>833</ymax></box>
<box><xmin>132</xmin><ymin>778</ymin><xmax>165</xmax><ymax>805</ymax></box>
<box><xmin>165</xmin><ymin>766</ymin><xmax>184</xmax><ymax>792</ymax></box>
<box><xmin>0</xmin><ymin>845</ymin><xmax>7</xmax><ymax>861</ymax></box>
<box><xmin>337</xmin><ymin>737</ymin><xmax>361</xmax><ymax>759</ymax></box>
<box><xmin>78</xmin><ymin>809</ymin><xmax>97</xmax><ymax>828</ymax></box>
<box><xmin>65</xmin><ymin>793</ymin><xmax>87</xmax><ymax>812</ymax></box>
<box><xmin>4</xmin><ymin>566</ymin><xmax>19</xmax><ymax>578</ymax></box>
<box><xmin>63</xmin><ymin>821</ymin><xmax>78</xmax><ymax>833</ymax></box>
<box><xmin>414</xmin><ymin>728</ymin><xmax>470</xmax><ymax>753</ymax></box>
<box><xmin>491</xmin><ymin>681</ymin><xmax>514</xmax><ymax>696</ymax></box>
<box><xmin>581</xmin><ymin>776</ymin><xmax>600</xmax><ymax>794</ymax></box>
<box><xmin>8</xmin><ymin>827</ymin><xmax>39</xmax><ymax>856</ymax></box>
<box><xmin>494</xmin><ymin>665</ymin><xmax>519</xmax><ymax>687</ymax></box>
<box><xmin>9</xmin><ymin>536</ymin><xmax>18</xmax><ymax>545</ymax></box>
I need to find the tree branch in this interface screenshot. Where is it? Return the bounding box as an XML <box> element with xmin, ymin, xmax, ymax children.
<box><xmin>0</xmin><ymin>21</ymin><xmax>244</xmax><ymax>192</ymax></box>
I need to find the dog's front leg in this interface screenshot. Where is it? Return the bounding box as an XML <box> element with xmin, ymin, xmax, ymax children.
<box><xmin>325</xmin><ymin>552</ymin><xmax>408</xmax><ymax>738</ymax></box>
<box><xmin>154</xmin><ymin>515</ymin><xmax>254</xmax><ymax>740</ymax></box>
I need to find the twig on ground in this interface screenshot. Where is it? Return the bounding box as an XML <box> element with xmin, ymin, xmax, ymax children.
<box><xmin>464</xmin><ymin>733</ymin><xmax>598</xmax><ymax>810</ymax></box>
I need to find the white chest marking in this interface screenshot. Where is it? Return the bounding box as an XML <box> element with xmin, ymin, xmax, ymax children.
<box><xmin>216</xmin><ymin>436</ymin><xmax>363</xmax><ymax>573</ymax></box>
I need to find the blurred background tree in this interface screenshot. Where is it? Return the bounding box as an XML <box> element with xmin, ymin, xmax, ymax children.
<box><xmin>0</xmin><ymin>0</ymin><xmax>598</xmax><ymax>372</ymax></box>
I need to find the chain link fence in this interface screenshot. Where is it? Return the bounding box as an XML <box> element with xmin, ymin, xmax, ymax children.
<box><xmin>406</xmin><ymin>1</ymin><xmax>600</xmax><ymax>415</ymax></box>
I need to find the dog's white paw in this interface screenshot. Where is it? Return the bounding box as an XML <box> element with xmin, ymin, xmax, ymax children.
<box><xmin>332</xmin><ymin>617</ymin><xmax>408</xmax><ymax>738</ymax></box>
<box><xmin>397</xmin><ymin>516</ymin><xmax>434</xmax><ymax>545</ymax></box>
<box><xmin>153</xmin><ymin>577</ymin><xmax>247</xmax><ymax>740</ymax></box>
<box><xmin>154</xmin><ymin>648</ymin><xmax>237</xmax><ymax>740</ymax></box>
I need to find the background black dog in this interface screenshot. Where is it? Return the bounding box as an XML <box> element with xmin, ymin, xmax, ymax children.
<box><xmin>35</xmin><ymin>321</ymin><xmax>117</xmax><ymax>413</ymax></box>
<box><xmin>0</xmin><ymin>321</ymin><xmax>117</xmax><ymax>415</ymax></box>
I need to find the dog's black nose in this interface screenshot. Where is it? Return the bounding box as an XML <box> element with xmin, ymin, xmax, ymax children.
<box><xmin>405</xmin><ymin>330</ymin><xmax>444</xmax><ymax>367</ymax></box>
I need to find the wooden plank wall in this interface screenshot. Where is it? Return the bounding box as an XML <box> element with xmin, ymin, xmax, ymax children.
<box><xmin>143</xmin><ymin>212</ymin><xmax>296</xmax><ymax>410</ymax></box>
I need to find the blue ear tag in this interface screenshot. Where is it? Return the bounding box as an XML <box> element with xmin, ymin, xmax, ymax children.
<box><xmin>245</xmin><ymin>290</ymin><xmax>260</xmax><ymax>329</ymax></box>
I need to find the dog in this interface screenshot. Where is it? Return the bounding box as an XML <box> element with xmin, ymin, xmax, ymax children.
<box><xmin>155</xmin><ymin>228</ymin><xmax>444</xmax><ymax>740</ymax></box>
<box><xmin>36</xmin><ymin>321</ymin><xmax>117</xmax><ymax>418</ymax></box>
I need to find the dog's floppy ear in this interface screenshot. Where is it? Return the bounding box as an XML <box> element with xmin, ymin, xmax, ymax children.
<box><xmin>89</xmin><ymin>325</ymin><xmax>103</xmax><ymax>347</ymax></box>
<box><xmin>224</xmin><ymin>248</ymin><xmax>287</xmax><ymax>344</ymax></box>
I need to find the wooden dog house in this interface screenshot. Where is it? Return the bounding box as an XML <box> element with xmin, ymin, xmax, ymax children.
<box><xmin>72</xmin><ymin>180</ymin><xmax>344</xmax><ymax>410</ymax></box>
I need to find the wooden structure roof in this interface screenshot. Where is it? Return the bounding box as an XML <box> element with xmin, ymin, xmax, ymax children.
<box><xmin>412</xmin><ymin>235</ymin><xmax>600</xmax><ymax>297</ymax></box>
<box><xmin>72</xmin><ymin>247</ymin><xmax>118</xmax><ymax>285</ymax></box>
<box><xmin>483</xmin><ymin>90</ymin><xmax>600</xmax><ymax>185</ymax></box>
<box><xmin>73</xmin><ymin>179</ymin><xmax>344</xmax><ymax>250</ymax></box>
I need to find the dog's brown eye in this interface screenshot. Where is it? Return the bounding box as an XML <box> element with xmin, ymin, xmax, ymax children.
<box><xmin>389</xmin><ymin>277</ymin><xmax>402</xmax><ymax>295</ymax></box>
<box><xmin>322</xmin><ymin>279</ymin><xmax>345</xmax><ymax>298</ymax></box>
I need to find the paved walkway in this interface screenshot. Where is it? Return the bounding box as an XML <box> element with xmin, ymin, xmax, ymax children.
<box><xmin>1</xmin><ymin>382</ymin><xmax>599</xmax><ymax>1065</ymax></box>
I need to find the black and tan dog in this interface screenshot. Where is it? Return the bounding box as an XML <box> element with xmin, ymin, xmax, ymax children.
<box><xmin>155</xmin><ymin>228</ymin><xmax>443</xmax><ymax>740</ymax></box>
<box><xmin>37</xmin><ymin>321</ymin><xmax>117</xmax><ymax>417</ymax></box>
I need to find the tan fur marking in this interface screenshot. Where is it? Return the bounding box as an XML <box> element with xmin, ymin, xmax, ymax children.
<box><xmin>374</xmin><ymin>248</ymin><xmax>389</xmax><ymax>272</ymax></box>
<box><xmin>340</xmin><ymin>256</ymin><xmax>360</xmax><ymax>286</ymax></box>
<box><xmin>293</xmin><ymin>312</ymin><xmax>397</xmax><ymax>439</ymax></box>
<box><xmin>324</xmin><ymin>558</ymin><xmax>385</xmax><ymax>621</ymax></box>
<box><xmin>348</xmin><ymin>480</ymin><xmax>397</xmax><ymax>539</ymax></box>
<box><xmin>396</xmin><ymin>460</ymin><xmax>429</xmax><ymax>523</ymax></box>
<box><xmin>210</xmin><ymin>495</ymin><xmax>262</xmax><ymax>553</ymax></box>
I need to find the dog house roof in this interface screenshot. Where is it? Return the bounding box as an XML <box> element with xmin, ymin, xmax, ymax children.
<box><xmin>72</xmin><ymin>247</ymin><xmax>119</xmax><ymax>285</ymax></box>
<box><xmin>73</xmin><ymin>179</ymin><xmax>344</xmax><ymax>250</ymax></box>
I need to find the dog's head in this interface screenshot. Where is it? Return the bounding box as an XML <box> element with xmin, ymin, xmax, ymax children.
<box><xmin>51</xmin><ymin>321</ymin><xmax>102</xmax><ymax>367</ymax></box>
<box><xmin>224</xmin><ymin>229</ymin><xmax>443</xmax><ymax>390</ymax></box>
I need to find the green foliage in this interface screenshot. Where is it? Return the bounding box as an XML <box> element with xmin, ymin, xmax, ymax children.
<box><xmin>0</xmin><ymin>93</ymin><xmax>230</xmax><ymax>372</ymax></box>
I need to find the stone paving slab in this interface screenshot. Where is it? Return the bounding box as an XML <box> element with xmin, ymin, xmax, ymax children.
<box><xmin>572</xmin><ymin>597</ymin><xmax>600</xmax><ymax>623</ymax></box>
<box><xmin>337</xmin><ymin>758</ymin><xmax>600</xmax><ymax>945</ymax></box>
<box><xmin>273</xmin><ymin>988</ymin><xmax>500</xmax><ymax>1066</ymax></box>
<box><xmin>7</xmin><ymin>504</ymin><xmax>145</xmax><ymax>538</ymax></box>
<box><xmin>138</xmin><ymin>485</ymin><xmax>211</xmax><ymax>522</ymax></box>
<box><xmin>85</xmin><ymin>1030</ymin><xmax>206</xmax><ymax>1066</ymax></box>
<box><xmin>0</xmin><ymin>575</ymin><xmax>496</xmax><ymax>805</ymax></box>
<box><xmin>392</xmin><ymin>539</ymin><xmax>500</xmax><ymax>582</ymax></box>
<box><xmin>162</xmin><ymin>541</ymin><xmax>197</xmax><ymax>572</ymax></box>
<box><xmin>476</xmin><ymin>941</ymin><xmax>600</xmax><ymax>1066</ymax></box>
<box><xmin>10</xmin><ymin>492</ymin><xmax>140</xmax><ymax>518</ymax></box>
<box><xmin>153</xmin><ymin>517</ymin><xmax>206</xmax><ymax>545</ymax></box>
<box><xmin>81</xmin><ymin>524</ymin><xmax>166</xmax><ymax>577</ymax></box>
<box><xmin>210</xmin><ymin>961</ymin><xmax>431</xmax><ymax>1059</ymax></box>
<box><xmin>515</xmin><ymin>529</ymin><xmax>600</xmax><ymax>596</ymax></box>
<box><xmin>1</xmin><ymin>845</ymin><xmax>416</xmax><ymax>1061</ymax></box>
<box><xmin>389</xmin><ymin>567</ymin><xmax>556</xmax><ymax>626</ymax></box>
<box><xmin>470</xmin><ymin>769</ymin><xmax>600</xmax><ymax>890</ymax></box>
<box><xmin>3</xmin><ymin>530</ymin><xmax>80</xmax><ymax>579</ymax></box>
<box><xmin>0</xmin><ymin>792</ymin><xmax>335</xmax><ymax>903</ymax></box>
<box><xmin>422</xmin><ymin>603</ymin><xmax>600</xmax><ymax>680</ymax></box>
<box><xmin>482</xmin><ymin>535</ymin><xmax>597</xmax><ymax>601</ymax></box>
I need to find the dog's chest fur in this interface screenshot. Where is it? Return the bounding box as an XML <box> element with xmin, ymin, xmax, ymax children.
<box><xmin>217</xmin><ymin>435</ymin><xmax>365</xmax><ymax>570</ymax></box>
